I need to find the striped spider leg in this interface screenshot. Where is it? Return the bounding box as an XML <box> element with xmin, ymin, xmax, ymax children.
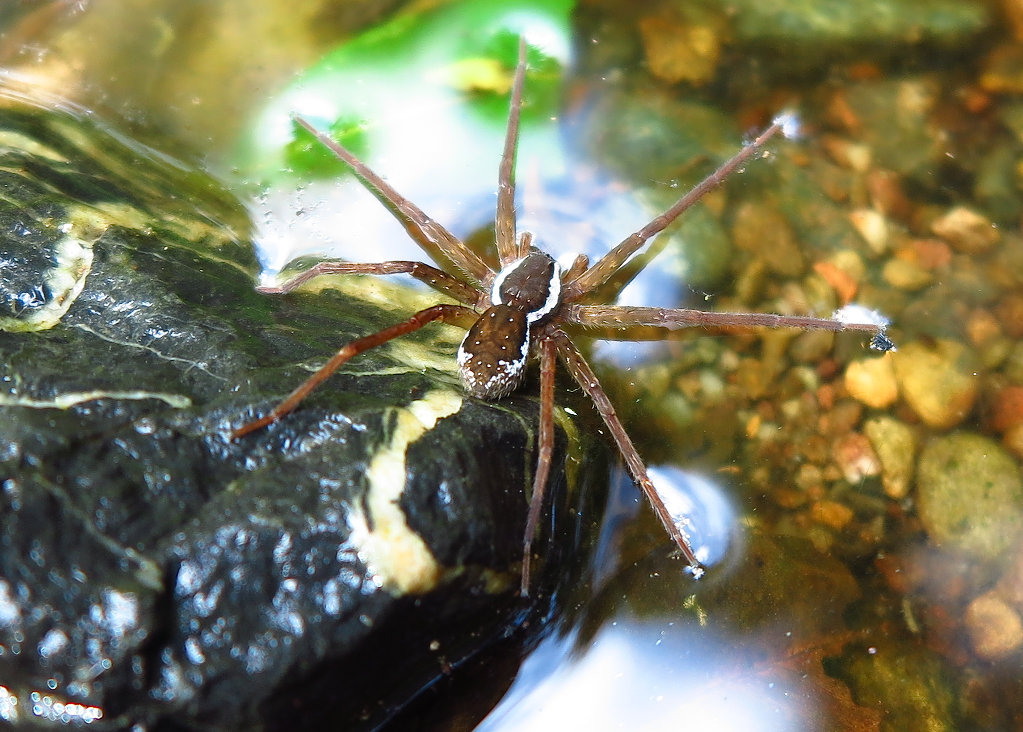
<box><xmin>234</xmin><ymin>38</ymin><xmax>894</xmax><ymax>597</ymax></box>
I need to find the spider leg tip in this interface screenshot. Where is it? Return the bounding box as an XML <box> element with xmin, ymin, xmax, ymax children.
<box><xmin>870</xmin><ymin>330</ymin><xmax>897</xmax><ymax>353</ymax></box>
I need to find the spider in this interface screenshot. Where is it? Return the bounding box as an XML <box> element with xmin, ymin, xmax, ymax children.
<box><xmin>233</xmin><ymin>38</ymin><xmax>892</xmax><ymax>596</ymax></box>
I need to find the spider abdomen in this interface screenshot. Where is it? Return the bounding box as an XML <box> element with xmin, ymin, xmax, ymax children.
<box><xmin>457</xmin><ymin>304</ymin><xmax>531</xmax><ymax>399</ymax></box>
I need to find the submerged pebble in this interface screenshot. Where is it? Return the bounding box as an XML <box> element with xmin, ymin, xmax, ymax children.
<box><xmin>892</xmin><ymin>340</ymin><xmax>979</xmax><ymax>429</ymax></box>
<box><xmin>916</xmin><ymin>433</ymin><xmax>1023</xmax><ymax>561</ymax></box>
<box><xmin>882</xmin><ymin>257</ymin><xmax>934</xmax><ymax>291</ymax></box>
<box><xmin>811</xmin><ymin>498</ymin><xmax>855</xmax><ymax>529</ymax></box>
<box><xmin>832</xmin><ymin>431</ymin><xmax>882</xmax><ymax>484</ymax></box>
<box><xmin>638</xmin><ymin>6</ymin><xmax>723</xmax><ymax>85</ymax></box>
<box><xmin>931</xmin><ymin>205</ymin><xmax>1000</xmax><ymax>254</ymax></box>
<box><xmin>844</xmin><ymin>355</ymin><xmax>898</xmax><ymax>409</ymax></box>
<box><xmin>864</xmin><ymin>416</ymin><xmax>918</xmax><ymax>499</ymax></box>
<box><xmin>838</xmin><ymin>643</ymin><xmax>955</xmax><ymax>732</ymax></box>
<box><xmin>1006</xmin><ymin>424</ymin><xmax>1023</xmax><ymax>460</ymax></box>
<box><xmin>848</xmin><ymin>208</ymin><xmax>889</xmax><ymax>253</ymax></box>
<box><xmin>731</xmin><ymin>200</ymin><xmax>805</xmax><ymax>277</ymax></box>
<box><xmin>965</xmin><ymin>592</ymin><xmax>1023</xmax><ymax>660</ymax></box>
<box><xmin>990</xmin><ymin>385</ymin><xmax>1023</xmax><ymax>433</ymax></box>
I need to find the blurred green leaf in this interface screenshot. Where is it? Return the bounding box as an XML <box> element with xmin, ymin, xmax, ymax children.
<box><xmin>238</xmin><ymin>0</ymin><xmax>574</xmax><ymax>184</ymax></box>
<box><xmin>284</xmin><ymin>115</ymin><xmax>370</xmax><ymax>177</ymax></box>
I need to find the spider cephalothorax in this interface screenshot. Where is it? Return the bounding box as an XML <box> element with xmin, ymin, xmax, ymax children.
<box><xmin>233</xmin><ymin>38</ymin><xmax>892</xmax><ymax>595</ymax></box>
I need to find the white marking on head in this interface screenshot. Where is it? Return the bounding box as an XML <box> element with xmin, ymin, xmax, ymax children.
<box><xmin>490</xmin><ymin>256</ymin><xmax>525</xmax><ymax>305</ymax></box>
<box><xmin>529</xmin><ymin>258</ymin><xmax>561</xmax><ymax>324</ymax></box>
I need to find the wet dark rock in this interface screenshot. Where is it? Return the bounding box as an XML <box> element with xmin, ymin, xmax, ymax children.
<box><xmin>0</xmin><ymin>102</ymin><xmax>597</xmax><ymax>729</ymax></box>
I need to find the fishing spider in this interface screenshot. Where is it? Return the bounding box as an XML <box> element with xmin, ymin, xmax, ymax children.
<box><xmin>233</xmin><ymin>39</ymin><xmax>892</xmax><ymax>596</ymax></box>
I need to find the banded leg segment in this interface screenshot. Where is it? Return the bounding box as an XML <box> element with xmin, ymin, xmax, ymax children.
<box><xmin>549</xmin><ymin>327</ymin><xmax>702</xmax><ymax>570</ymax></box>
<box><xmin>232</xmin><ymin>303</ymin><xmax>477</xmax><ymax>439</ymax></box>
<box><xmin>566</xmin><ymin>304</ymin><xmax>887</xmax><ymax>335</ymax></box>
<box><xmin>257</xmin><ymin>260</ymin><xmax>482</xmax><ymax>306</ymax></box>
<box><xmin>496</xmin><ymin>37</ymin><xmax>528</xmax><ymax>265</ymax></box>
<box><xmin>520</xmin><ymin>333</ymin><xmax>557</xmax><ymax>596</ymax></box>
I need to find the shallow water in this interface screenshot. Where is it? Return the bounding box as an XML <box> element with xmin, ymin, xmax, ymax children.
<box><xmin>4</xmin><ymin>1</ymin><xmax>1023</xmax><ymax>730</ymax></box>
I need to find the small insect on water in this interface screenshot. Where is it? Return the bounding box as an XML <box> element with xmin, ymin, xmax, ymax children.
<box><xmin>233</xmin><ymin>38</ymin><xmax>893</xmax><ymax>596</ymax></box>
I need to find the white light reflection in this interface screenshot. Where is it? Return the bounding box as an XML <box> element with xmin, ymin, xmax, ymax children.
<box><xmin>831</xmin><ymin>304</ymin><xmax>890</xmax><ymax>329</ymax></box>
<box><xmin>248</xmin><ymin>18</ymin><xmax>572</xmax><ymax>278</ymax></box>
<box><xmin>648</xmin><ymin>465</ymin><xmax>735</xmax><ymax>568</ymax></box>
<box><xmin>28</xmin><ymin>690</ymin><xmax>103</xmax><ymax>725</ymax></box>
<box><xmin>480</xmin><ymin>619</ymin><xmax>812</xmax><ymax>732</ymax></box>
<box><xmin>593</xmin><ymin>465</ymin><xmax>738</xmax><ymax>590</ymax></box>
<box><xmin>0</xmin><ymin>685</ymin><xmax>18</xmax><ymax>722</ymax></box>
<box><xmin>0</xmin><ymin>579</ymin><xmax>20</xmax><ymax>627</ymax></box>
<box><xmin>773</xmin><ymin>110</ymin><xmax>802</xmax><ymax>140</ymax></box>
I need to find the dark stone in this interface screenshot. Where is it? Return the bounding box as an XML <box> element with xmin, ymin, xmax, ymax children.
<box><xmin>0</xmin><ymin>100</ymin><xmax>599</xmax><ymax>729</ymax></box>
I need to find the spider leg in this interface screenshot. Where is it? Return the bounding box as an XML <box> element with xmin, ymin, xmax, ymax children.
<box><xmin>232</xmin><ymin>303</ymin><xmax>477</xmax><ymax>439</ymax></box>
<box><xmin>256</xmin><ymin>260</ymin><xmax>483</xmax><ymax>306</ymax></box>
<box><xmin>496</xmin><ymin>37</ymin><xmax>528</xmax><ymax>265</ymax></box>
<box><xmin>549</xmin><ymin>327</ymin><xmax>702</xmax><ymax>571</ymax></box>
<box><xmin>520</xmin><ymin>333</ymin><xmax>557</xmax><ymax>596</ymax></box>
<box><xmin>565</xmin><ymin>303</ymin><xmax>890</xmax><ymax>338</ymax></box>
<box><xmin>563</xmin><ymin>118</ymin><xmax>787</xmax><ymax>301</ymax></box>
<box><xmin>293</xmin><ymin>116</ymin><xmax>493</xmax><ymax>287</ymax></box>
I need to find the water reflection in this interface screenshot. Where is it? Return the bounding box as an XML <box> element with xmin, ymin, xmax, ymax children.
<box><xmin>479</xmin><ymin>467</ymin><xmax>780</xmax><ymax>731</ymax></box>
<box><xmin>481</xmin><ymin>618</ymin><xmax>817</xmax><ymax>732</ymax></box>
<box><xmin>648</xmin><ymin>466</ymin><xmax>736</xmax><ymax>568</ymax></box>
<box><xmin>591</xmin><ymin>465</ymin><xmax>737</xmax><ymax>593</ymax></box>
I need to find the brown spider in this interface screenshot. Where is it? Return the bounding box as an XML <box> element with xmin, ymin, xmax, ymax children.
<box><xmin>233</xmin><ymin>39</ymin><xmax>892</xmax><ymax>596</ymax></box>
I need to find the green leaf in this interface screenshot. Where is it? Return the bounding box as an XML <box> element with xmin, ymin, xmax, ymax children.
<box><xmin>237</xmin><ymin>0</ymin><xmax>575</xmax><ymax>184</ymax></box>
